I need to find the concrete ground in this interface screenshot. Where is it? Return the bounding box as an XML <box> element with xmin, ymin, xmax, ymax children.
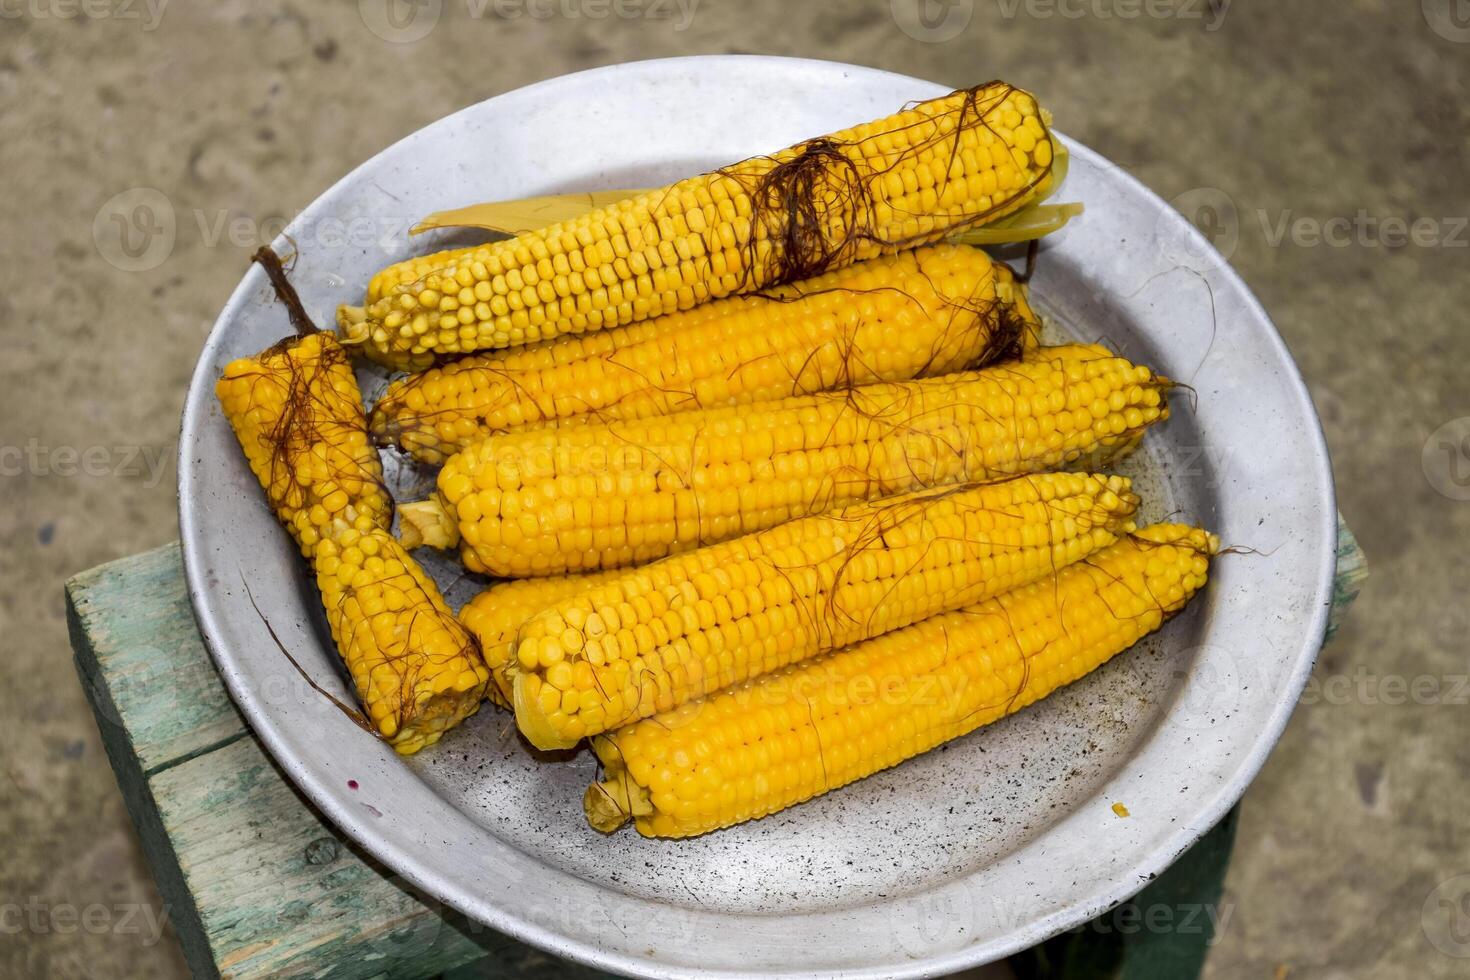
<box><xmin>2</xmin><ymin>1</ymin><xmax>1465</xmax><ymax>977</ymax></box>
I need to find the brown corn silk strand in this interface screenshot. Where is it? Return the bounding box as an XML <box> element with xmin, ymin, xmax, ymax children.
<box><xmin>726</xmin><ymin>83</ymin><xmax>1053</xmax><ymax>289</ymax></box>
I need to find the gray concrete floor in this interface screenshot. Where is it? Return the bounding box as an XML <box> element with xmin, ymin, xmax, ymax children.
<box><xmin>2</xmin><ymin>1</ymin><xmax>1466</xmax><ymax>977</ymax></box>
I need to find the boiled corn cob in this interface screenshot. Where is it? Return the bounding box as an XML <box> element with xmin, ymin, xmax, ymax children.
<box><xmin>370</xmin><ymin>245</ymin><xmax>1038</xmax><ymax>464</ymax></box>
<box><xmin>338</xmin><ymin>82</ymin><xmax>1057</xmax><ymax>367</ymax></box>
<box><xmin>459</xmin><ymin>568</ymin><xmax>623</xmax><ymax>708</ymax></box>
<box><xmin>216</xmin><ymin>251</ymin><xmax>490</xmax><ymax>752</ymax></box>
<box><xmin>398</xmin><ymin>344</ymin><xmax>1168</xmax><ymax>576</ymax></box>
<box><xmin>512</xmin><ymin>472</ymin><xmax>1139</xmax><ymax>750</ymax></box>
<box><xmin>586</xmin><ymin>524</ymin><xmax>1217</xmax><ymax>837</ymax></box>
<box><xmin>313</xmin><ymin>527</ymin><xmax>490</xmax><ymax>752</ymax></box>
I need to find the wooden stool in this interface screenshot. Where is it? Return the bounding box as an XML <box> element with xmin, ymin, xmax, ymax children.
<box><xmin>66</xmin><ymin>522</ymin><xmax>1365</xmax><ymax>979</ymax></box>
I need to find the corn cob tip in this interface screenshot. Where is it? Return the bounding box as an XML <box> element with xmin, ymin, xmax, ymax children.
<box><xmin>1130</xmin><ymin>522</ymin><xmax>1220</xmax><ymax>556</ymax></box>
<box><xmin>584</xmin><ymin>784</ymin><xmax>627</xmax><ymax>833</ymax></box>
<box><xmin>335</xmin><ymin>305</ymin><xmax>374</xmax><ymax>357</ymax></box>
<box><xmin>398</xmin><ymin>499</ymin><xmax>459</xmax><ymax>551</ymax></box>
<box><xmin>337</xmin><ymin>304</ymin><xmax>367</xmax><ymax>336</ymax></box>
<box><xmin>512</xmin><ymin>668</ymin><xmax>580</xmax><ymax>750</ymax></box>
<box><xmin>386</xmin><ymin>684</ymin><xmax>487</xmax><ymax>755</ymax></box>
<box><xmin>458</xmin><ymin>568</ymin><xmax>629</xmax><ymax>710</ymax></box>
<box><xmin>336</xmin><ymin>304</ymin><xmax>438</xmax><ymax>371</ymax></box>
<box><xmin>583</xmin><ymin>758</ymin><xmax>653</xmax><ymax>834</ymax></box>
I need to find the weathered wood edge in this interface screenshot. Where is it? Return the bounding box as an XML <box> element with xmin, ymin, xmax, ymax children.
<box><xmin>68</xmin><ymin>577</ymin><xmax>226</xmax><ymax>980</ymax></box>
<box><xmin>66</xmin><ymin>547</ymin><xmax>495</xmax><ymax>980</ymax></box>
<box><xmin>67</xmin><ymin>544</ymin><xmax>247</xmax><ymax>774</ymax></box>
<box><xmin>1324</xmin><ymin>518</ymin><xmax>1367</xmax><ymax>644</ymax></box>
<box><xmin>149</xmin><ymin>738</ymin><xmax>497</xmax><ymax>980</ymax></box>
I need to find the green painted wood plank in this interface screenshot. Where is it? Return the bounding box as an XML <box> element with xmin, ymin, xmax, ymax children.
<box><xmin>69</xmin><ymin>580</ymin><xmax>228</xmax><ymax>976</ymax></box>
<box><xmin>1325</xmin><ymin>517</ymin><xmax>1367</xmax><ymax>644</ymax></box>
<box><xmin>150</xmin><ymin>737</ymin><xmax>495</xmax><ymax>980</ymax></box>
<box><xmin>66</xmin><ymin>547</ymin><xmax>496</xmax><ymax>980</ymax></box>
<box><xmin>67</xmin><ymin>544</ymin><xmax>246</xmax><ymax>774</ymax></box>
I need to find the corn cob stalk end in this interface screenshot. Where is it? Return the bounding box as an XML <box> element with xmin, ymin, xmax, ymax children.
<box><xmin>584</xmin><ymin>751</ymin><xmax>653</xmax><ymax>833</ymax></box>
<box><xmin>399</xmin><ymin>498</ymin><xmax>460</xmax><ymax>551</ymax></box>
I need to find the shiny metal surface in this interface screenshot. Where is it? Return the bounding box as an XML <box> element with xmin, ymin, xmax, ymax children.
<box><xmin>178</xmin><ymin>56</ymin><xmax>1336</xmax><ymax>979</ymax></box>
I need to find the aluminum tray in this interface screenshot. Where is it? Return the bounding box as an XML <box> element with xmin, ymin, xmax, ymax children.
<box><xmin>178</xmin><ymin>56</ymin><xmax>1336</xmax><ymax>979</ymax></box>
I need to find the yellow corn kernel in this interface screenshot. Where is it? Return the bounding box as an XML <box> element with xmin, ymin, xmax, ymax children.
<box><xmin>513</xmin><ymin>473</ymin><xmax>1140</xmax><ymax>749</ymax></box>
<box><xmin>338</xmin><ymin>82</ymin><xmax>1058</xmax><ymax>365</ymax></box>
<box><xmin>371</xmin><ymin>245</ymin><xmax>1038</xmax><ymax>464</ymax></box>
<box><xmin>458</xmin><ymin>568</ymin><xmax>624</xmax><ymax>708</ymax></box>
<box><xmin>399</xmin><ymin>345</ymin><xmax>1167</xmax><ymax>576</ymax></box>
<box><xmin>585</xmin><ymin>524</ymin><xmax>1218</xmax><ymax>837</ymax></box>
